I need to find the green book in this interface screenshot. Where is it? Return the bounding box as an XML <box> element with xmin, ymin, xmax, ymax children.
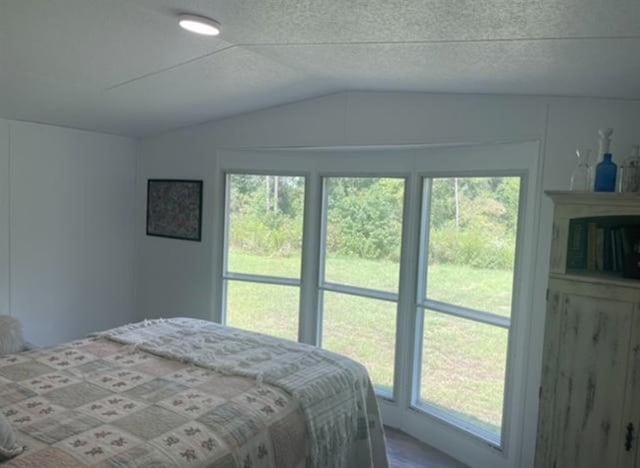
<box><xmin>566</xmin><ymin>220</ymin><xmax>588</xmax><ymax>270</ymax></box>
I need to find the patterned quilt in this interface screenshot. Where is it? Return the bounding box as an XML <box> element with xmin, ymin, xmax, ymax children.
<box><xmin>0</xmin><ymin>318</ymin><xmax>388</xmax><ymax>467</ymax></box>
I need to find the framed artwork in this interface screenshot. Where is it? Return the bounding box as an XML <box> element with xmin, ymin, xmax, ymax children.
<box><xmin>146</xmin><ymin>179</ymin><xmax>203</xmax><ymax>241</ymax></box>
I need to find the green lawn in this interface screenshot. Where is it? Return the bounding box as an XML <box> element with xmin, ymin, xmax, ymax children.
<box><xmin>226</xmin><ymin>251</ymin><xmax>513</xmax><ymax>438</ymax></box>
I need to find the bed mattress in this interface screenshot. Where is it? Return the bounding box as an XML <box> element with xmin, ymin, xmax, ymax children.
<box><xmin>0</xmin><ymin>318</ymin><xmax>387</xmax><ymax>467</ymax></box>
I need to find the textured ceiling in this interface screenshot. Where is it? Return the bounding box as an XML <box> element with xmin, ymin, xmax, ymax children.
<box><xmin>0</xmin><ymin>0</ymin><xmax>639</xmax><ymax>136</ymax></box>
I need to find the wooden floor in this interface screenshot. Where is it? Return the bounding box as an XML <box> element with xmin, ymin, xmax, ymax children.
<box><xmin>386</xmin><ymin>427</ymin><xmax>467</xmax><ymax>468</ymax></box>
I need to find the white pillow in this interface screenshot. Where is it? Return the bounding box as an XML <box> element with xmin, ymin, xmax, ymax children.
<box><xmin>0</xmin><ymin>315</ymin><xmax>24</xmax><ymax>355</ymax></box>
<box><xmin>0</xmin><ymin>413</ymin><xmax>24</xmax><ymax>460</ymax></box>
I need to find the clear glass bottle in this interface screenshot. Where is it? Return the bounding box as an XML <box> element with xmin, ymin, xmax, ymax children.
<box><xmin>570</xmin><ymin>148</ymin><xmax>592</xmax><ymax>191</ymax></box>
<box><xmin>618</xmin><ymin>145</ymin><xmax>640</xmax><ymax>192</ymax></box>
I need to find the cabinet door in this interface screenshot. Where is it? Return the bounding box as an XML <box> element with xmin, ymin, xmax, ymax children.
<box><xmin>620</xmin><ymin>307</ymin><xmax>640</xmax><ymax>468</ymax></box>
<box><xmin>542</xmin><ymin>292</ymin><xmax>634</xmax><ymax>468</ymax></box>
<box><xmin>535</xmin><ymin>290</ymin><xmax>564</xmax><ymax>468</ymax></box>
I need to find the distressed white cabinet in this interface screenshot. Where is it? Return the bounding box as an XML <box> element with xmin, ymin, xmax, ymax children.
<box><xmin>535</xmin><ymin>192</ymin><xmax>640</xmax><ymax>468</ymax></box>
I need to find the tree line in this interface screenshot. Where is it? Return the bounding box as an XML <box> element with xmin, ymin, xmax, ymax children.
<box><xmin>228</xmin><ymin>175</ymin><xmax>519</xmax><ymax>270</ymax></box>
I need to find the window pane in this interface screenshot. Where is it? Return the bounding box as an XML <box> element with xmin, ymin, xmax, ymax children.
<box><xmin>324</xmin><ymin>177</ymin><xmax>405</xmax><ymax>293</ymax></box>
<box><xmin>322</xmin><ymin>291</ymin><xmax>396</xmax><ymax>392</ymax></box>
<box><xmin>420</xmin><ymin>310</ymin><xmax>508</xmax><ymax>443</ymax></box>
<box><xmin>425</xmin><ymin>177</ymin><xmax>520</xmax><ymax>317</ymax></box>
<box><xmin>227</xmin><ymin>174</ymin><xmax>305</xmax><ymax>279</ymax></box>
<box><xmin>226</xmin><ymin>281</ymin><xmax>299</xmax><ymax>341</ymax></box>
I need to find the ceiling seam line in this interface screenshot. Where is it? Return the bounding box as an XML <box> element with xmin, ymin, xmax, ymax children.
<box><xmin>236</xmin><ymin>34</ymin><xmax>640</xmax><ymax>47</ymax></box>
<box><xmin>105</xmin><ymin>34</ymin><xmax>640</xmax><ymax>91</ymax></box>
<box><xmin>105</xmin><ymin>44</ymin><xmax>239</xmax><ymax>90</ymax></box>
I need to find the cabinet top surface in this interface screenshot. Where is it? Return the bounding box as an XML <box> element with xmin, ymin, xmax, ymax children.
<box><xmin>546</xmin><ymin>191</ymin><xmax>640</xmax><ymax>207</ymax></box>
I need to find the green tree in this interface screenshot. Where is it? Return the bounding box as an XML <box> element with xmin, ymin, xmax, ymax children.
<box><xmin>327</xmin><ymin>178</ymin><xmax>404</xmax><ymax>261</ymax></box>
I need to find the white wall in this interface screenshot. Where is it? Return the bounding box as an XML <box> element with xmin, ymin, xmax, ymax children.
<box><xmin>136</xmin><ymin>139</ymin><xmax>215</xmax><ymax>322</ymax></box>
<box><xmin>0</xmin><ymin>121</ymin><xmax>9</xmax><ymax>317</ymax></box>
<box><xmin>0</xmin><ymin>119</ymin><xmax>137</xmax><ymax>346</ymax></box>
<box><xmin>136</xmin><ymin>92</ymin><xmax>640</xmax><ymax>322</ymax></box>
<box><xmin>136</xmin><ymin>91</ymin><xmax>640</xmax><ymax>467</ymax></box>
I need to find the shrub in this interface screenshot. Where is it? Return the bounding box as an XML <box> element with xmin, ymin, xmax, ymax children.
<box><xmin>429</xmin><ymin>223</ymin><xmax>515</xmax><ymax>270</ymax></box>
<box><xmin>230</xmin><ymin>212</ymin><xmax>302</xmax><ymax>257</ymax></box>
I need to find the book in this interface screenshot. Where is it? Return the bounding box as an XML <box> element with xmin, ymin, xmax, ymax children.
<box><xmin>611</xmin><ymin>229</ymin><xmax>618</xmax><ymax>272</ymax></box>
<box><xmin>595</xmin><ymin>227</ymin><xmax>605</xmax><ymax>270</ymax></box>
<box><xmin>566</xmin><ymin>220</ymin><xmax>588</xmax><ymax>269</ymax></box>
<box><xmin>587</xmin><ymin>222</ymin><xmax>598</xmax><ymax>270</ymax></box>
<box><xmin>603</xmin><ymin>226</ymin><xmax>612</xmax><ymax>271</ymax></box>
<box><xmin>615</xmin><ymin>228</ymin><xmax>625</xmax><ymax>273</ymax></box>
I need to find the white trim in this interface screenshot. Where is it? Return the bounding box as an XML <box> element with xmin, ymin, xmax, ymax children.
<box><xmin>422</xmin><ymin>299</ymin><xmax>511</xmax><ymax>329</ymax></box>
<box><xmin>317</xmin><ymin>178</ymin><xmax>329</xmax><ymax>291</ymax></box>
<box><xmin>413</xmin><ymin>401</ymin><xmax>502</xmax><ymax>448</ymax></box>
<box><xmin>215</xmin><ymin>137</ymin><xmax>541</xmax><ymax>153</ymax></box>
<box><xmin>320</xmin><ymin>282</ymin><xmax>398</xmax><ymax>303</ymax></box>
<box><xmin>299</xmin><ymin>175</ymin><xmax>322</xmax><ymax>345</ymax></box>
<box><xmin>210</xmin><ymin>158</ymin><xmax>226</xmax><ymax>324</ymax></box>
<box><xmin>221</xmin><ymin>174</ymin><xmax>231</xmax><ymax>279</ymax></box>
<box><xmin>214</xmin><ymin>140</ymin><xmax>542</xmax><ymax>468</ymax></box>
<box><xmin>223</xmin><ymin>272</ymin><xmax>300</xmax><ymax>287</ymax></box>
<box><xmin>411</xmin><ymin>178</ymin><xmax>431</xmax><ymax>404</ymax></box>
<box><xmin>517</xmin><ymin>108</ymin><xmax>551</xmax><ymax>468</ymax></box>
<box><xmin>316</xmin><ymin>178</ymin><xmax>330</xmax><ymax>347</ymax></box>
<box><xmin>394</xmin><ymin>173</ymin><xmax>420</xmax><ymax>405</ymax></box>
<box><xmin>6</xmin><ymin>122</ymin><xmax>11</xmax><ymax>316</ymax></box>
<box><xmin>499</xmin><ymin>173</ymin><xmax>532</xmax><ymax>457</ymax></box>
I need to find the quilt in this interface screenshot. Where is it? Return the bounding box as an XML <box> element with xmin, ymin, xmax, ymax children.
<box><xmin>0</xmin><ymin>318</ymin><xmax>388</xmax><ymax>467</ymax></box>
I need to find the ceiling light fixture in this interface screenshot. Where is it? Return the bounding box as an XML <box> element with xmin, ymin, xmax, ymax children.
<box><xmin>178</xmin><ymin>14</ymin><xmax>221</xmax><ymax>36</ymax></box>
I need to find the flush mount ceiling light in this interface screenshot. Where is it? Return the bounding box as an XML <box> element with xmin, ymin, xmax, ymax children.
<box><xmin>178</xmin><ymin>14</ymin><xmax>221</xmax><ymax>36</ymax></box>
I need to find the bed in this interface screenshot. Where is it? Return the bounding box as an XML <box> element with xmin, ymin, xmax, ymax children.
<box><xmin>0</xmin><ymin>318</ymin><xmax>388</xmax><ymax>467</ymax></box>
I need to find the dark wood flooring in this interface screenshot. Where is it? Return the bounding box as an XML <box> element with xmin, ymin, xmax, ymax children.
<box><xmin>386</xmin><ymin>427</ymin><xmax>467</xmax><ymax>468</ymax></box>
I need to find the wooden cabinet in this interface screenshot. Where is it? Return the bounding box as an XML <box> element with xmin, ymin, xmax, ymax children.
<box><xmin>535</xmin><ymin>192</ymin><xmax>640</xmax><ymax>468</ymax></box>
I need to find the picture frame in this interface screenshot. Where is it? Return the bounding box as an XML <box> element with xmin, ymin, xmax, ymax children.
<box><xmin>146</xmin><ymin>179</ymin><xmax>203</xmax><ymax>242</ymax></box>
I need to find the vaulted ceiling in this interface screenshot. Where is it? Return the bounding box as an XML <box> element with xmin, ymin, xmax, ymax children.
<box><xmin>0</xmin><ymin>0</ymin><xmax>639</xmax><ymax>136</ymax></box>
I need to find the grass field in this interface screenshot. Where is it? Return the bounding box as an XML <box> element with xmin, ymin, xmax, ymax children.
<box><xmin>226</xmin><ymin>251</ymin><xmax>513</xmax><ymax>438</ymax></box>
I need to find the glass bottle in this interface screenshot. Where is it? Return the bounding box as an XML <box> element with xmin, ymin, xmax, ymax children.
<box><xmin>570</xmin><ymin>148</ymin><xmax>592</xmax><ymax>191</ymax></box>
<box><xmin>594</xmin><ymin>128</ymin><xmax>617</xmax><ymax>192</ymax></box>
<box><xmin>618</xmin><ymin>145</ymin><xmax>640</xmax><ymax>192</ymax></box>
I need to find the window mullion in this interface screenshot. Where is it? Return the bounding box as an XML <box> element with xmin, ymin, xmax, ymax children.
<box><xmin>416</xmin><ymin>178</ymin><xmax>433</xmax><ymax>311</ymax></box>
<box><xmin>221</xmin><ymin>173</ymin><xmax>231</xmax><ymax>277</ymax></box>
<box><xmin>393</xmin><ymin>173</ymin><xmax>423</xmax><ymax>409</ymax></box>
<box><xmin>320</xmin><ymin>282</ymin><xmax>398</xmax><ymax>303</ymax></box>
<box><xmin>409</xmin><ymin>177</ymin><xmax>433</xmax><ymax>405</ymax></box>
<box><xmin>422</xmin><ymin>299</ymin><xmax>511</xmax><ymax>329</ymax></box>
<box><xmin>212</xmin><ymin>170</ymin><xmax>229</xmax><ymax>324</ymax></box>
<box><xmin>314</xmin><ymin>178</ymin><xmax>330</xmax><ymax>347</ymax></box>
<box><xmin>223</xmin><ymin>272</ymin><xmax>300</xmax><ymax>287</ymax></box>
<box><xmin>298</xmin><ymin>174</ymin><xmax>322</xmax><ymax>345</ymax></box>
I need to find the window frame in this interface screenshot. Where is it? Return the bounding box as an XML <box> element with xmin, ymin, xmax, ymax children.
<box><xmin>221</xmin><ymin>171</ymin><xmax>308</xmax><ymax>340</ymax></box>
<box><xmin>214</xmin><ymin>141</ymin><xmax>542</xmax><ymax>468</ymax></box>
<box><xmin>409</xmin><ymin>169</ymin><xmax>531</xmax><ymax>452</ymax></box>
<box><xmin>411</xmin><ymin>171</ymin><xmax>527</xmax><ymax>450</ymax></box>
<box><xmin>317</xmin><ymin>175</ymin><xmax>409</xmax><ymax>400</ymax></box>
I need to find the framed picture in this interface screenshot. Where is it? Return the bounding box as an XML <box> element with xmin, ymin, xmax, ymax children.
<box><xmin>146</xmin><ymin>179</ymin><xmax>203</xmax><ymax>241</ymax></box>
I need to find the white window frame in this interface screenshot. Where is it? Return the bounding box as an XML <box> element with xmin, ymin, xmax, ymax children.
<box><xmin>214</xmin><ymin>140</ymin><xmax>541</xmax><ymax>468</ymax></box>
<box><xmin>388</xmin><ymin>145</ymin><xmax>540</xmax><ymax>468</ymax></box>
<box><xmin>412</xmin><ymin>173</ymin><xmax>525</xmax><ymax>448</ymax></box>
<box><xmin>221</xmin><ymin>171</ymin><xmax>307</xmax><ymax>340</ymax></box>
<box><xmin>317</xmin><ymin>174</ymin><xmax>408</xmax><ymax>400</ymax></box>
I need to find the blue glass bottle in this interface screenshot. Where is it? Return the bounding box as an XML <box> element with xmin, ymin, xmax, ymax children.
<box><xmin>594</xmin><ymin>153</ymin><xmax>617</xmax><ymax>191</ymax></box>
<box><xmin>594</xmin><ymin>128</ymin><xmax>617</xmax><ymax>192</ymax></box>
